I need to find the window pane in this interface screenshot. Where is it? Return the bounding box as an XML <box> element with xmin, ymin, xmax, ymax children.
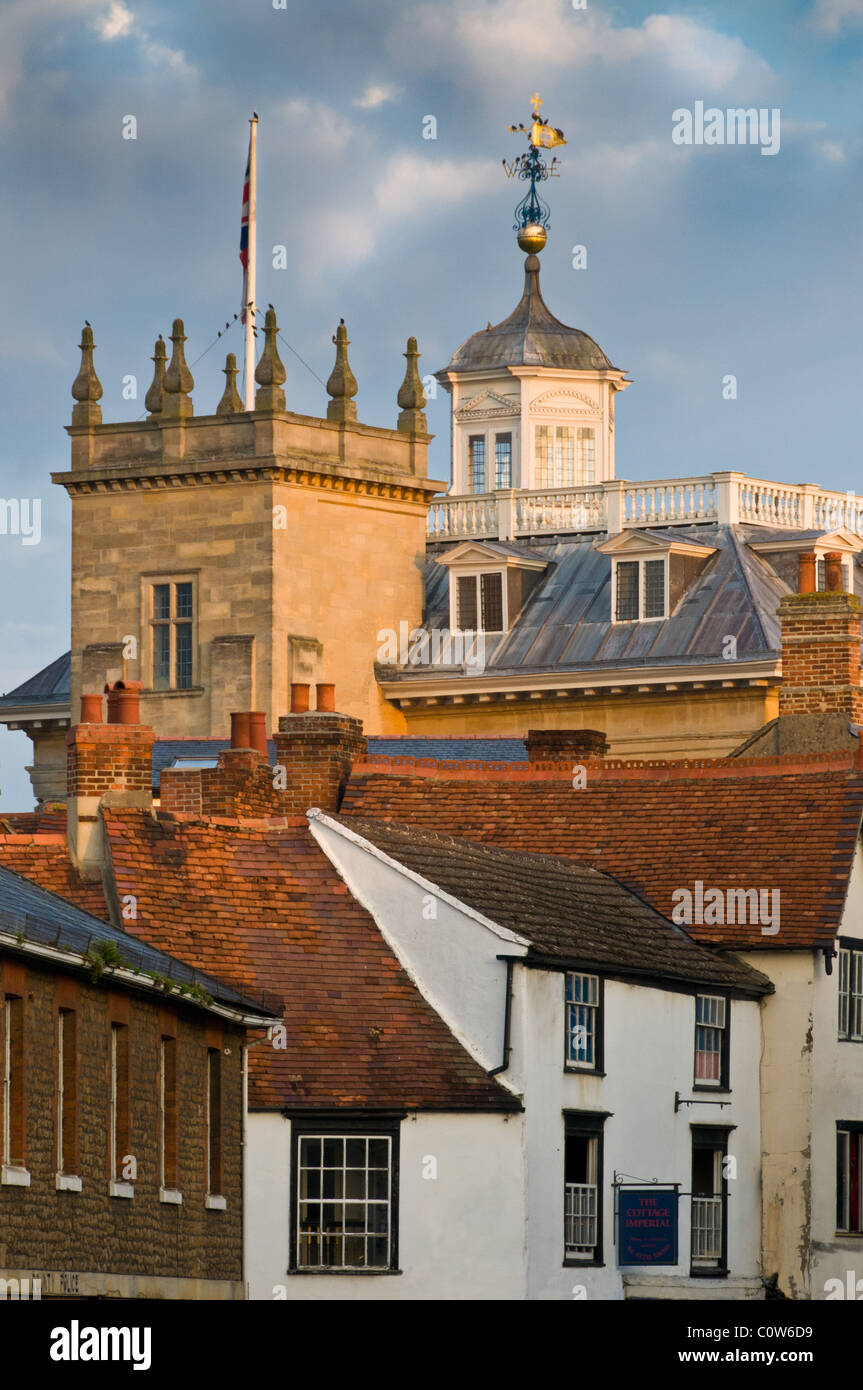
<box><xmin>643</xmin><ymin>560</ymin><xmax>666</xmax><ymax>619</ymax></box>
<box><xmin>153</xmin><ymin>624</ymin><xmax>171</xmax><ymax>690</ymax></box>
<box><xmin>535</xmin><ymin>426</ymin><xmax>552</xmax><ymax>489</ymax></box>
<box><xmin>615</xmin><ymin>562</ymin><xmax>639</xmax><ymax>621</ymax></box>
<box><xmin>456</xmin><ymin>575</ymin><xmax>478</xmax><ymax>631</ymax></box>
<box><xmin>555</xmin><ymin>427</ymin><xmax>574</xmax><ymax>487</ymax></box>
<box><xmin>481</xmin><ymin>572</ymin><xmax>503</xmax><ymax>631</ymax></box>
<box><xmin>153</xmin><ymin>584</ymin><xmax>170</xmax><ymax>621</ymax></box>
<box><xmin>469</xmin><ymin>436</ymin><xmax>485</xmax><ymax>493</ymax></box>
<box><xmin>576</xmin><ymin>428</ymin><xmax>595</xmax><ymax>485</ymax></box>
<box><xmin>175</xmin><ymin>623</ymin><xmax>192</xmax><ymax>689</ymax></box>
<box><xmin>495</xmin><ymin>434</ymin><xmax>512</xmax><ymax>489</ymax></box>
<box><xmin>175</xmin><ymin>582</ymin><xmax>193</xmax><ymax>619</ymax></box>
<box><xmin>297</xmin><ymin>1134</ymin><xmax>392</xmax><ymax>1269</ymax></box>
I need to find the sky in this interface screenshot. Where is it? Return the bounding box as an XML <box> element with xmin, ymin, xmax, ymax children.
<box><xmin>0</xmin><ymin>0</ymin><xmax>862</xmax><ymax>807</ymax></box>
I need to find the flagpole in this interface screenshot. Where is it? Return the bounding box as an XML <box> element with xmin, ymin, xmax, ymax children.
<box><xmin>244</xmin><ymin>113</ymin><xmax>258</xmax><ymax>411</ymax></box>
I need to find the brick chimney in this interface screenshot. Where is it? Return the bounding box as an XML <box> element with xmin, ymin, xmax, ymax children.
<box><xmin>159</xmin><ymin>687</ymin><xmax>366</xmax><ymax>819</ymax></box>
<box><xmin>778</xmin><ymin>552</ymin><xmax>863</xmax><ymax>719</ymax></box>
<box><xmin>66</xmin><ymin>685</ymin><xmax>155</xmax><ymax>878</ymax></box>
<box><xmin>525</xmin><ymin>728</ymin><xmax>609</xmax><ymax>763</ymax></box>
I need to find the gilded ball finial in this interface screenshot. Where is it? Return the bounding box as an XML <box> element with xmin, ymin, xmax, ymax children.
<box><xmin>517</xmin><ymin>222</ymin><xmax>547</xmax><ymax>254</ymax></box>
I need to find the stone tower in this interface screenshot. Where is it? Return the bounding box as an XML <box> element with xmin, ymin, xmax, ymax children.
<box><xmin>53</xmin><ymin>312</ymin><xmax>442</xmax><ymax>741</ymax></box>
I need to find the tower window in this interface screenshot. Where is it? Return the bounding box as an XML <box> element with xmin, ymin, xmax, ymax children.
<box><xmin>150</xmin><ymin>579</ymin><xmax>196</xmax><ymax>690</ymax></box>
<box><xmin>469</xmin><ymin>436</ymin><xmax>486</xmax><ymax>493</ymax></box>
<box><xmin>613</xmin><ymin>558</ymin><xmax>667</xmax><ymax>622</ymax></box>
<box><xmin>495</xmin><ymin>433</ymin><xmax>512</xmax><ymax>489</ymax></box>
<box><xmin>535</xmin><ymin>425</ymin><xmax>596</xmax><ymax>488</ymax></box>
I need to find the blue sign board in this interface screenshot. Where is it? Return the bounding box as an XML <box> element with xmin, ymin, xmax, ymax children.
<box><xmin>618</xmin><ymin>1189</ymin><xmax>678</xmax><ymax>1265</ymax></box>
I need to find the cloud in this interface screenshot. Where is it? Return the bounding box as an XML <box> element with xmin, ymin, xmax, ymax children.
<box><xmin>94</xmin><ymin>2</ymin><xmax>195</xmax><ymax>78</ymax></box>
<box><xmin>810</xmin><ymin>0</ymin><xmax>863</xmax><ymax>35</ymax></box>
<box><xmin>816</xmin><ymin>139</ymin><xmax>846</xmax><ymax>163</ymax></box>
<box><xmin>353</xmin><ymin>83</ymin><xmax>400</xmax><ymax>110</ymax></box>
<box><xmin>275</xmin><ymin>97</ymin><xmax>355</xmax><ymax>152</ymax></box>
<box><xmin>96</xmin><ymin>1</ymin><xmax>133</xmax><ymax>40</ymax></box>
<box><xmin>393</xmin><ymin>2</ymin><xmax>774</xmax><ymax>94</ymax></box>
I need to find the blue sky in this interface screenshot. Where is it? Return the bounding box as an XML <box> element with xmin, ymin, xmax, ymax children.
<box><xmin>1</xmin><ymin>0</ymin><xmax>862</xmax><ymax>806</ymax></box>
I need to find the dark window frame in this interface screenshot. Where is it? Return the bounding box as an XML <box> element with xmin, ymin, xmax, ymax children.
<box><xmin>564</xmin><ymin>972</ymin><xmax>605</xmax><ymax>1075</ymax></box>
<box><xmin>494</xmin><ymin>432</ymin><xmax>512</xmax><ymax>489</ymax></box>
<box><xmin>613</xmin><ymin>557</ymin><xmax>668</xmax><ymax>623</ymax></box>
<box><xmin>289</xmin><ymin>1113</ymin><xmax>402</xmax><ymax>1275</ymax></box>
<box><xmin>690</xmin><ymin>1125</ymin><xmax>731</xmax><ymax>1277</ymax></box>
<box><xmin>836</xmin><ymin>1120</ymin><xmax>863</xmax><ymax>1234</ymax></box>
<box><xmin>563</xmin><ymin>1111</ymin><xmax>607</xmax><ymax>1268</ymax></box>
<box><xmin>468</xmin><ymin>435</ymin><xmax>486</xmax><ymax>494</ymax></box>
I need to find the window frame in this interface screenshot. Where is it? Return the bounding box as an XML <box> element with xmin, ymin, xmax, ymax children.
<box><xmin>108</xmin><ymin>1020</ymin><xmax>131</xmax><ymax>1192</ymax></box>
<box><xmin>144</xmin><ymin>574</ymin><xmax>198</xmax><ymax>692</ymax></box>
<box><xmin>2</xmin><ymin>994</ymin><xmax>25</xmax><ymax>1172</ymax></box>
<box><xmin>564</xmin><ymin>972</ymin><xmax>604</xmax><ymax>1074</ymax></box>
<box><xmin>837</xmin><ymin>939</ymin><xmax>863</xmax><ymax>1043</ymax></box>
<box><xmin>468</xmin><ymin>434</ymin><xmax>486</xmax><ymax>494</ymax></box>
<box><xmin>450</xmin><ymin>568</ymin><xmax>507</xmax><ymax>634</ymax></box>
<box><xmin>836</xmin><ymin>1121</ymin><xmax>863</xmax><ymax>1234</ymax></box>
<box><xmin>690</xmin><ymin>1125</ymin><xmax>731</xmax><ymax>1277</ymax></box>
<box><xmin>563</xmin><ymin>1111</ymin><xmax>607</xmax><ymax>1268</ymax></box>
<box><xmin>494</xmin><ymin>432</ymin><xmax>512</xmax><ymax>489</ymax></box>
<box><xmin>611</xmin><ymin>556</ymin><xmax>668</xmax><ymax>623</ymax></box>
<box><xmin>288</xmin><ymin>1113</ymin><xmax>402</xmax><ymax>1275</ymax></box>
<box><xmin>693</xmin><ymin>993</ymin><xmax>730</xmax><ymax>1091</ymax></box>
<box><xmin>56</xmin><ymin>1007</ymin><xmax>78</xmax><ymax>1180</ymax></box>
<box><xmin>160</xmin><ymin>1035</ymin><xmax>180</xmax><ymax>1197</ymax></box>
<box><xmin>206</xmin><ymin>1047</ymin><xmax>223</xmax><ymax>1201</ymax></box>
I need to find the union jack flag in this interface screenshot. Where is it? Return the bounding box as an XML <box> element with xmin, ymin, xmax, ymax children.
<box><xmin>239</xmin><ymin>138</ymin><xmax>251</xmax><ymax>323</ymax></box>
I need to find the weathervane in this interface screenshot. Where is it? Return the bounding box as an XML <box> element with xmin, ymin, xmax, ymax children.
<box><xmin>503</xmin><ymin>92</ymin><xmax>567</xmax><ymax>254</ymax></box>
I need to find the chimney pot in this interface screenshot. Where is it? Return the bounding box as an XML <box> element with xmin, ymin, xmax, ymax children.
<box><xmin>80</xmin><ymin>693</ymin><xmax>103</xmax><ymax>723</ymax></box>
<box><xmin>316</xmin><ymin>683</ymin><xmax>336</xmax><ymax>713</ymax></box>
<box><xmin>104</xmin><ymin>679</ymin><xmax>143</xmax><ymax>725</ymax></box>
<box><xmin>230</xmin><ymin>711</ymin><xmax>251</xmax><ymax>749</ymax></box>
<box><xmin>248</xmin><ymin>711</ymin><xmax>268</xmax><ymax>755</ymax></box>
<box><xmin>797</xmin><ymin>551</ymin><xmax>817</xmax><ymax>594</ymax></box>
<box><xmin>824</xmin><ymin>551</ymin><xmax>845</xmax><ymax>593</ymax></box>
<box><xmin>290</xmin><ymin>683</ymin><xmax>311</xmax><ymax>714</ymax></box>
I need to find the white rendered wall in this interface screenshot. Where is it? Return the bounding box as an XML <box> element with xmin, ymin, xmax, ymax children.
<box><xmin>514</xmin><ymin>968</ymin><xmax>763</xmax><ymax>1300</ymax></box>
<box><xmin>245</xmin><ymin>1111</ymin><xmax>525</xmax><ymax>1300</ymax></box>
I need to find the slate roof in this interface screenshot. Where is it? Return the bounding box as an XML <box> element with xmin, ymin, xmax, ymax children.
<box><xmin>0</xmin><ymin>650</ymin><xmax>71</xmax><ymax>706</ymax></box>
<box><xmin>99</xmin><ymin>809</ymin><xmax>519</xmax><ymax>1113</ymax></box>
<box><xmin>151</xmin><ymin>737</ymin><xmax>528</xmax><ymax>792</ymax></box>
<box><xmin>342</xmin><ymin>753</ymin><xmax>863</xmax><ymax>950</ymax></box>
<box><xmin>406</xmin><ymin>525</ymin><xmax>794</xmax><ymax>681</ymax></box>
<box><xmin>330</xmin><ymin>815</ymin><xmax>771</xmax><ymax>995</ymax></box>
<box><xmin>437</xmin><ymin>257</ymin><xmax>616</xmax><ymax>374</ymax></box>
<box><xmin>0</xmin><ymin>861</ymin><xmax>278</xmax><ymax>1019</ymax></box>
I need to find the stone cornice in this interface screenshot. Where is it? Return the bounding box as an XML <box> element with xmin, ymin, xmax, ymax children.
<box><xmin>52</xmin><ymin>456</ymin><xmax>444</xmax><ymax>505</ymax></box>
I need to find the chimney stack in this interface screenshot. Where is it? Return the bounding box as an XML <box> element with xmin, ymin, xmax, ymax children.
<box><xmin>525</xmin><ymin>728</ymin><xmax>609</xmax><ymax>763</ymax></box>
<box><xmin>778</xmin><ymin>556</ymin><xmax>863</xmax><ymax>719</ymax></box>
<box><xmin>66</xmin><ymin>688</ymin><xmax>155</xmax><ymax>879</ymax></box>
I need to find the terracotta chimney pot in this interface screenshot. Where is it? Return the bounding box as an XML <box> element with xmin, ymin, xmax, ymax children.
<box><xmin>824</xmin><ymin>551</ymin><xmax>845</xmax><ymax>593</ymax></box>
<box><xmin>80</xmin><ymin>693</ymin><xmax>103</xmax><ymax>723</ymax></box>
<box><xmin>290</xmin><ymin>683</ymin><xmax>310</xmax><ymax>714</ymax></box>
<box><xmin>248</xmin><ymin>711</ymin><xmax>268</xmax><ymax>755</ymax></box>
<box><xmin>797</xmin><ymin>551</ymin><xmax>817</xmax><ymax>595</ymax></box>
<box><xmin>316</xmin><ymin>683</ymin><xmax>336</xmax><ymax>713</ymax></box>
<box><xmin>230</xmin><ymin>712</ymin><xmax>251</xmax><ymax>749</ymax></box>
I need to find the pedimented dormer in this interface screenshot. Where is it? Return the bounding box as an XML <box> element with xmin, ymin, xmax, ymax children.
<box><xmin>749</xmin><ymin>529</ymin><xmax>863</xmax><ymax>594</ymax></box>
<box><xmin>437</xmin><ymin>540</ymin><xmax>548</xmax><ymax>634</ymax></box>
<box><xmin>595</xmin><ymin>531</ymin><xmax>716</xmax><ymax>623</ymax></box>
<box><xmin>436</xmin><ymin>253</ymin><xmax>628</xmax><ymax>495</ymax></box>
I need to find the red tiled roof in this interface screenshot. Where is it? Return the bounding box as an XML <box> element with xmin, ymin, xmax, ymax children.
<box><xmin>102</xmin><ymin>808</ymin><xmax>517</xmax><ymax>1113</ymax></box>
<box><xmin>342</xmin><ymin>753</ymin><xmax>863</xmax><ymax>950</ymax></box>
<box><xmin>0</xmin><ymin>835</ymin><xmax>110</xmax><ymax>918</ymax></box>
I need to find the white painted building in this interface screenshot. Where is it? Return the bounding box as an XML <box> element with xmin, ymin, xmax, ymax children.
<box><xmin>244</xmin><ymin>810</ymin><xmax>772</xmax><ymax>1301</ymax></box>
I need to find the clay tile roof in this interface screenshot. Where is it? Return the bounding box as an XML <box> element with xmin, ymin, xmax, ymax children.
<box><xmin>100</xmin><ymin>809</ymin><xmax>518</xmax><ymax>1113</ymax></box>
<box><xmin>0</xmin><ymin>836</ymin><xmax>109</xmax><ymax>918</ymax></box>
<box><xmin>342</xmin><ymin>757</ymin><xmax>863</xmax><ymax>951</ymax></box>
<box><xmin>331</xmin><ymin>815</ymin><xmax>771</xmax><ymax>995</ymax></box>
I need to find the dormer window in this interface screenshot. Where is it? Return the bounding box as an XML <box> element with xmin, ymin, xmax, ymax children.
<box><xmin>614</xmin><ymin>558</ymin><xmax>666</xmax><ymax>622</ymax></box>
<box><xmin>596</xmin><ymin>532</ymin><xmax>716</xmax><ymax>626</ymax></box>
<box><xmin>456</xmin><ymin>572</ymin><xmax>504</xmax><ymax>633</ymax></box>
<box><xmin>440</xmin><ymin>541</ymin><xmax>549</xmax><ymax>637</ymax></box>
